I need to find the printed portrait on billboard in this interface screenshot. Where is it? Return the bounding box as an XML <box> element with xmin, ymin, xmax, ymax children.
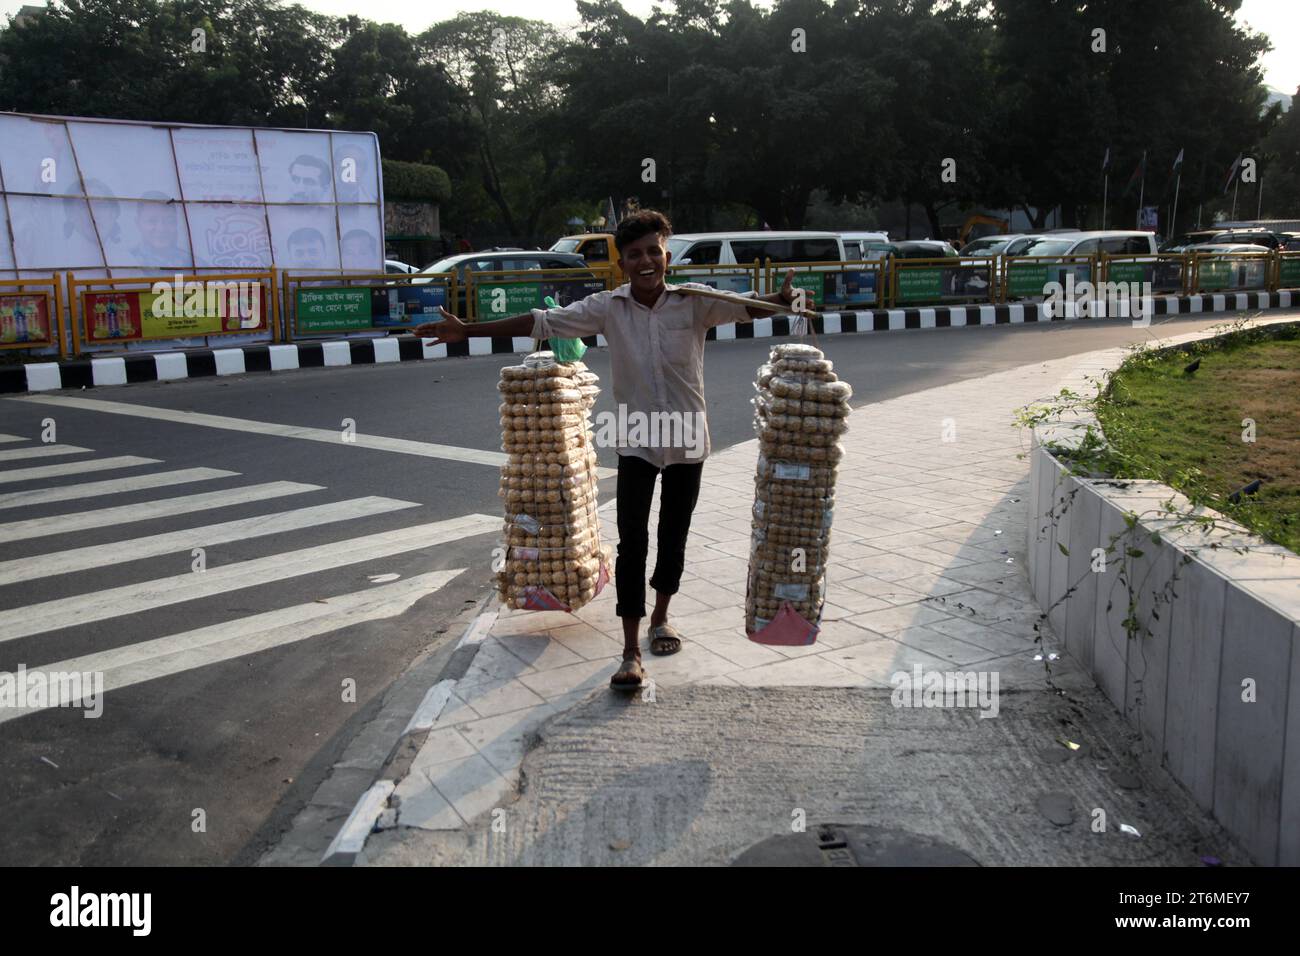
<box><xmin>257</xmin><ymin>130</ymin><xmax>335</xmax><ymax>204</ymax></box>
<box><xmin>338</xmin><ymin>204</ymin><xmax>383</xmax><ymax>272</ymax></box>
<box><xmin>330</xmin><ymin>133</ymin><xmax>380</xmax><ymax>204</ymax></box>
<box><xmin>268</xmin><ymin>205</ymin><xmax>340</xmax><ymax>272</ymax></box>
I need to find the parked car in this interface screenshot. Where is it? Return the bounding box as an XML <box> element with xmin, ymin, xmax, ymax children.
<box><xmin>414</xmin><ymin>250</ymin><xmax>599</xmax><ymax>317</ymax></box>
<box><xmin>1020</xmin><ymin>231</ymin><xmax>1158</xmax><ymax>258</ymax></box>
<box><xmin>959</xmin><ymin>234</ymin><xmax>1028</xmax><ymax>256</ymax></box>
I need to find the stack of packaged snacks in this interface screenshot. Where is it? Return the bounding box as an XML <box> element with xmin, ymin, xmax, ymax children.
<box><xmin>745</xmin><ymin>343</ymin><xmax>852</xmax><ymax>639</ymax></box>
<box><xmin>495</xmin><ymin>351</ymin><xmax>610</xmax><ymax>611</ymax></box>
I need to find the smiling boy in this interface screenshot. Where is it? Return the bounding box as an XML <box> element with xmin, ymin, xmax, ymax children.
<box><xmin>415</xmin><ymin>210</ymin><xmax>806</xmax><ymax>687</ymax></box>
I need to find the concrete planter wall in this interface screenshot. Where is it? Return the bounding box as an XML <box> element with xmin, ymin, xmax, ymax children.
<box><xmin>1027</xmin><ymin>350</ymin><xmax>1300</xmax><ymax>864</ymax></box>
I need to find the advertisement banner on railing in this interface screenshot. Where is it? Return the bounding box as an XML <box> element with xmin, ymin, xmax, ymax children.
<box><xmin>475</xmin><ymin>277</ymin><xmax>605</xmax><ymax>320</ymax></box>
<box><xmin>296</xmin><ymin>283</ymin><xmax>452</xmax><ymax>333</ymax></box>
<box><xmin>786</xmin><ymin>270</ymin><xmax>879</xmax><ymax>308</ymax></box>
<box><xmin>898</xmin><ymin>264</ymin><xmax>992</xmax><ymax>303</ymax></box>
<box><xmin>669</xmin><ymin>272</ymin><xmax>752</xmax><ymax>295</ymax></box>
<box><xmin>0</xmin><ymin>293</ymin><xmax>51</xmax><ymax>345</ymax></box>
<box><xmin>84</xmin><ymin>286</ymin><xmax>267</xmax><ymax>342</ymax></box>
<box><xmin>1006</xmin><ymin>261</ymin><xmax>1093</xmax><ymax>298</ymax></box>
<box><xmin>1107</xmin><ymin>260</ymin><xmax>1184</xmax><ymax>294</ymax></box>
<box><xmin>1281</xmin><ymin>258</ymin><xmax>1300</xmax><ymax>288</ymax></box>
<box><xmin>1196</xmin><ymin>258</ymin><xmax>1269</xmax><ymax>291</ymax></box>
<box><xmin>371</xmin><ymin>284</ymin><xmax>448</xmax><ymax>328</ymax></box>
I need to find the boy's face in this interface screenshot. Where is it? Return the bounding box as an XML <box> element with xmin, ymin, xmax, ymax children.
<box><xmin>618</xmin><ymin>231</ymin><xmax>671</xmax><ymax>297</ymax></box>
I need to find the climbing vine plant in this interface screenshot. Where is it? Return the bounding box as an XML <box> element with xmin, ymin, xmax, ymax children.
<box><xmin>1013</xmin><ymin>318</ymin><xmax>1293</xmax><ymax>691</ymax></box>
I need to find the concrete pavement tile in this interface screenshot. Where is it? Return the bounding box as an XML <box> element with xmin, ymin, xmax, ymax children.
<box><xmin>676</xmin><ymin>578</ymin><xmax>746</xmax><ymax>608</ymax></box>
<box><xmin>642</xmin><ymin>643</ymin><xmax>737</xmax><ymax>687</ymax></box>
<box><xmin>820</xmin><ymin>586</ymin><xmax>894</xmax><ymax>615</ymax></box>
<box><xmin>847</xmin><ymin>553</ymin><xmax>950</xmax><ymax>582</ymax></box>
<box><xmin>546</xmin><ymin>621</ymin><xmax>626</xmax><ymax>661</ymax></box>
<box><xmin>431</xmin><ymin>690</ymin><xmax>480</xmax><ymax>728</ymax></box>
<box><xmin>457</xmin><ymin>638</ymin><xmax>537</xmax><ymax>688</ymax></box>
<box><xmin>459</xmin><ymin>677</ymin><xmax>549</xmax><ymax>719</ymax></box>
<box><xmin>429</xmin><ymin>755</ymin><xmax>517</xmax><ymax>826</ymax></box>
<box><xmin>394</xmin><ymin>772</ymin><xmax>463</xmax><ymax>831</ymax></box>
<box><xmin>889</xmin><ymin>626</ymin><xmax>1007</xmax><ymax>666</ymax></box>
<box><xmin>694</xmin><ymin>629</ymin><xmax>787</xmax><ymax>668</ymax></box>
<box><xmin>925</xmin><ymin>616</ymin><xmax>1043</xmax><ymax>656</ymax></box>
<box><xmin>518</xmin><ymin>657</ymin><xmax>620</xmax><ymax>699</ymax></box>
<box><xmin>410</xmin><ymin>728</ymin><xmax>479</xmax><ymax>775</ymax></box>
<box><xmin>838</xmin><ymin>574</ymin><xmax>929</xmax><ymax>605</ymax></box>
<box><xmin>495</xmin><ymin>631</ymin><xmax>586</xmax><ymax>672</ymax></box>
<box><xmin>848</xmin><ymin>603</ymin><xmax>956</xmax><ymax>634</ymax></box>
<box><xmin>727</xmin><ymin>653</ymin><xmax>866</xmax><ymax>687</ymax></box>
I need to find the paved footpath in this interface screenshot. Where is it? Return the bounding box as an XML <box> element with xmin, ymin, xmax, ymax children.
<box><xmin>356</xmin><ymin>335</ymin><xmax>1250</xmax><ymax>866</ymax></box>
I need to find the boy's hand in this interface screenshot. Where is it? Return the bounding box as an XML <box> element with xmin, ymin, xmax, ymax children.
<box><xmin>778</xmin><ymin>268</ymin><xmax>816</xmax><ymax>313</ymax></box>
<box><xmin>413</xmin><ymin>307</ymin><xmax>467</xmax><ymax>345</ymax></box>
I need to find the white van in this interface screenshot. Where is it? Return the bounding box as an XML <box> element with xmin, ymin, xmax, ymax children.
<box><xmin>1019</xmin><ymin>230</ymin><xmax>1157</xmax><ymax>258</ymax></box>
<box><xmin>666</xmin><ymin>231</ymin><xmax>846</xmax><ymax>293</ymax></box>
<box><xmin>840</xmin><ymin>231</ymin><xmax>890</xmax><ymax>259</ymax></box>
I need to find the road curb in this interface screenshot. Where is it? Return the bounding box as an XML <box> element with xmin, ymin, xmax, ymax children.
<box><xmin>3</xmin><ymin>290</ymin><xmax>1291</xmax><ymax>394</ymax></box>
<box><xmin>315</xmin><ymin>597</ymin><xmax>499</xmax><ymax>866</ymax></box>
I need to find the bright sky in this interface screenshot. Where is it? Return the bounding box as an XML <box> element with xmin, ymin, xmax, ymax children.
<box><xmin>3</xmin><ymin>0</ymin><xmax>1298</xmax><ymax>94</ymax></box>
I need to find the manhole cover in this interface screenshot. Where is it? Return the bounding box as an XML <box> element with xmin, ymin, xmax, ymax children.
<box><xmin>731</xmin><ymin>824</ymin><xmax>980</xmax><ymax>867</ymax></box>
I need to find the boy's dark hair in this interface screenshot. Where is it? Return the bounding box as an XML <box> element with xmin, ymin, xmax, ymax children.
<box><xmin>614</xmin><ymin>209</ymin><xmax>672</xmax><ymax>252</ymax></box>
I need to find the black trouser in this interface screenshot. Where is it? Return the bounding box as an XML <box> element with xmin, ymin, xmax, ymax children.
<box><xmin>614</xmin><ymin>453</ymin><xmax>704</xmax><ymax>619</ymax></box>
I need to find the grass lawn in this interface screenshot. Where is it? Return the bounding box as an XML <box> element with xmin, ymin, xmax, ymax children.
<box><xmin>1096</xmin><ymin>328</ymin><xmax>1299</xmax><ymax>554</ymax></box>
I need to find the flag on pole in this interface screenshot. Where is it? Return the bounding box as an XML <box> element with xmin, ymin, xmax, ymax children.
<box><xmin>1102</xmin><ymin>147</ymin><xmax>1111</xmax><ymax>172</ymax></box>
<box><xmin>1222</xmin><ymin>154</ymin><xmax>1243</xmax><ymax>194</ymax></box>
<box><xmin>1171</xmin><ymin>148</ymin><xmax>1184</xmax><ymax>173</ymax></box>
<box><xmin>605</xmin><ymin>196</ymin><xmax>619</xmax><ymax>228</ymax></box>
<box><xmin>1123</xmin><ymin>153</ymin><xmax>1145</xmax><ymax>195</ymax></box>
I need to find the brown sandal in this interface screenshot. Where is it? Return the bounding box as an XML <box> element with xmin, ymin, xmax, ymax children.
<box><xmin>610</xmin><ymin>652</ymin><xmax>645</xmax><ymax>689</ymax></box>
<box><xmin>649</xmin><ymin>623</ymin><xmax>683</xmax><ymax>656</ymax></box>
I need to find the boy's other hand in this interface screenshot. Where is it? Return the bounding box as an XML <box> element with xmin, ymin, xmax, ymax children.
<box><xmin>413</xmin><ymin>307</ymin><xmax>467</xmax><ymax>344</ymax></box>
<box><xmin>779</xmin><ymin>268</ymin><xmax>814</xmax><ymax>313</ymax></box>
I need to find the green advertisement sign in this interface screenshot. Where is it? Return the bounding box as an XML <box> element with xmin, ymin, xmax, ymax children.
<box><xmin>1006</xmin><ymin>263</ymin><xmax>1049</xmax><ymax>298</ymax></box>
<box><xmin>896</xmin><ymin>268</ymin><xmax>941</xmax><ymax>303</ymax></box>
<box><xmin>1196</xmin><ymin>261</ymin><xmax>1233</xmax><ymax>290</ymax></box>
<box><xmin>296</xmin><ymin>288</ymin><xmax>371</xmax><ymax>332</ymax></box>
<box><xmin>1107</xmin><ymin>262</ymin><xmax>1148</xmax><ymax>285</ymax></box>
<box><xmin>476</xmin><ymin>282</ymin><xmax>542</xmax><ymax>319</ymax></box>
<box><xmin>1280</xmin><ymin>259</ymin><xmax>1300</xmax><ymax>288</ymax></box>
<box><xmin>788</xmin><ymin>272</ymin><xmax>826</xmax><ymax>307</ymax></box>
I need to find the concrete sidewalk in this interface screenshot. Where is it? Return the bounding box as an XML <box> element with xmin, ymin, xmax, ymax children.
<box><xmin>356</xmin><ymin>339</ymin><xmax>1248</xmax><ymax>866</ymax></box>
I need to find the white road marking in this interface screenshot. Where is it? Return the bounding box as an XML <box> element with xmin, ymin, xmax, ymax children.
<box><xmin>0</xmin><ymin>444</ymin><xmax>91</xmax><ymax>462</ymax></box>
<box><xmin>0</xmin><ymin>481</ymin><xmax>322</xmax><ymax>542</ymax></box>
<box><xmin>0</xmin><ymin>514</ymin><xmax>498</xmax><ymax>641</ymax></box>
<box><xmin>9</xmin><ymin>394</ymin><xmax>617</xmax><ymax>478</ymax></box>
<box><xmin>0</xmin><ymin>568</ymin><xmax>466</xmax><ymax>725</ymax></box>
<box><xmin>0</xmin><ymin>467</ymin><xmax>238</xmax><ymax>510</ymax></box>
<box><xmin>0</xmin><ymin>496</ymin><xmax>420</xmax><ymax>585</ymax></box>
<box><xmin>0</xmin><ymin>455</ymin><xmax>160</xmax><ymax>485</ymax></box>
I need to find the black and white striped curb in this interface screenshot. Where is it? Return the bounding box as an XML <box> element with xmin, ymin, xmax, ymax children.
<box><xmin>3</xmin><ymin>290</ymin><xmax>1292</xmax><ymax>394</ymax></box>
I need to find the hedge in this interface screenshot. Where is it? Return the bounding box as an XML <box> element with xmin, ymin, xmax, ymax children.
<box><xmin>381</xmin><ymin>158</ymin><xmax>451</xmax><ymax>203</ymax></box>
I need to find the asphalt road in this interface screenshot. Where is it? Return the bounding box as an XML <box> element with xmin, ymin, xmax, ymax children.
<box><xmin>0</xmin><ymin>308</ymin><xmax>1265</xmax><ymax>864</ymax></box>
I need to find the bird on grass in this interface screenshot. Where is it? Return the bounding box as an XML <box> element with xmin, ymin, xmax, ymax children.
<box><xmin>1228</xmin><ymin>479</ymin><xmax>1263</xmax><ymax>504</ymax></box>
<box><xmin>1183</xmin><ymin>358</ymin><xmax>1201</xmax><ymax>374</ymax></box>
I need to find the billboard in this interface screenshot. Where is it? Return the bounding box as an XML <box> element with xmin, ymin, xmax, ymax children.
<box><xmin>0</xmin><ymin>113</ymin><xmax>384</xmax><ymax>283</ymax></box>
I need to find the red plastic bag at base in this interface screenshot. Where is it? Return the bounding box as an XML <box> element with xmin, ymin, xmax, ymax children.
<box><xmin>517</xmin><ymin>556</ymin><xmax>612</xmax><ymax>613</ymax></box>
<box><xmin>746</xmin><ymin>601</ymin><xmax>820</xmax><ymax>646</ymax></box>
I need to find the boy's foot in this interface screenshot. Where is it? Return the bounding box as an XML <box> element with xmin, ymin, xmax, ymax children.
<box><xmin>610</xmin><ymin>651</ymin><xmax>645</xmax><ymax>688</ymax></box>
<box><xmin>649</xmin><ymin>622</ymin><xmax>683</xmax><ymax>656</ymax></box>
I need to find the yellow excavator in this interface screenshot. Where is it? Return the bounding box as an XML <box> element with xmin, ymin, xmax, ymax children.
<box><xmin>942</xmin><ymin>214</ymin><xmax>1010</xmax><ymax>249</ymax></box>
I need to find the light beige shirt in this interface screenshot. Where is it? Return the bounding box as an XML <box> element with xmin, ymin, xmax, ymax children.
<box><xmin>531</xmin><ymin>282</ymin><xmax>755</xmax><ymax>468</ymax></box>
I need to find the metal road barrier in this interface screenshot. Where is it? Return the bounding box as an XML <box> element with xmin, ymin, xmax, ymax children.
<box><xmin>892</xmin><ymin>256</ymin><xmax>998</xmax><ymax>308</ymax></box>
<box><xmin>764</xmin><ymin>259</ymin><xmax>886</xmax><ymax>311</ymax></box>
<box><xmin>1188</xmin><ymin>250</ymin><xmax>1274</xmax><ymax>294</ymax></box>
<box><xmin>1098</xmin><ymin>253</ymin><xmax>1189</xmax><ymax>296</ymax></box>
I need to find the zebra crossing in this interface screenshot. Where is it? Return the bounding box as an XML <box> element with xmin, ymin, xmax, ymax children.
<box><xmin>0</xmin><ymin>432</ymin><xmax>498</xmax><ymax>724</ymax></box>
